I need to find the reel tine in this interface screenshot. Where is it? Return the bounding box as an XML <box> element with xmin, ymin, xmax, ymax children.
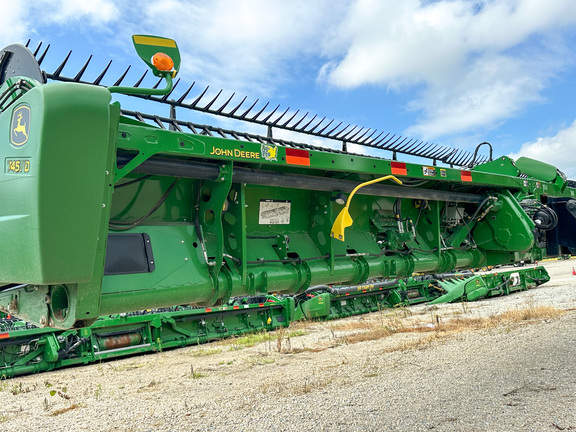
<box><xmin>325</xmin><ymin>121</ymin><xmax>344</xmax><ymax>136</ymax></box>
<box><xmin>269</xmin><ymin>106</ymin><xmax>290</xmax><ymax>124</ymax></box>
<box><xmin>373</xmin><ymin>132</ymin><xmax>392</xmax><ymax>147</ymax></box>
<box><xmin>52</xmin><ymin>50</ymin><xmax>72</xmax><ymax>78</ymax></box>
<box><xmin>113</xmin><ymin>65</ymin><xmax>131</xmax><ymax>86</ymax></box>
<box><xmin>33</xmin><ymin>42</ymin><xmax>42</xmax><ymax>57</ymax></box>
<box><xmin>249</xmin><ymin>101</ymin><xmax>270</xmax><ymax>121</ymax></box>
<box><xmin>353</xmin><ymin>128</ymin><xmax>371</xmax><ymax>142</ymax></box>
<box><xmin>392</xmin><ymin>137</ymin><xmax>410</xmax><ymax>152</ymax></box>
<box><xmin>261</xmin><ymin>104</ymin><xmax>281</xmax><ymax>122</ymax></box>
<box><xmin>339</xmin><ymin>125</ymin><xmax>359</xmax><ymax>141</ymax></box>
<box><xmin>190</xmin><ymin>85</ymin><xmax>210</xmax><ymax>108</ymax></box>
<box><xmin>439</xmin><ymin>148</ymin><xmax>458</xmax><ymax>163</ymax></box>
<box><xmin>307</xmin><ymin>116</ymin><xmax>326</xmax><ymax>133</ymax></box>
<box><xmin>456</xmin><ymin>152</ymin><xmax>472</xmax><ymax>166</ymax></box>
<box><xmin>239</xmin><ymin>99</ymin><xmax>259</xmax><ymax>119</ymax></box>
<box><xmin>331</xmin><ymin>123</ymin><xmax>350</xmax><ymax>139</ymax></box>
<box><xmin>429</xmin><ymin>146</ymin><xmax>449</xmax><ymax>159</ymax></box>
<box><xmin>227</xmin><ymin>95</ymin><xmax>247</xmax><ymax>116</ymax></box>
<box><xmin>289</xmin><ymin>112</ymin><xmax>310</xmax><ymax>130</ymax></box>
<box><xmin>202</xmin><ymin>89</ymin><xmax>223</xmax><ymax>110</ymax></box>
<box><xmin>400</xmin><ymin>138</ymin><xmax>417</xmax><ymax>152</ymax></box>
<box><xmin>133</xmin><ymin>70</ymin><xmax>148</xmax><ymax>88</ymax></box>
<box><xmin>403</xmin><ymin>139</ymin><xmax>423</xmax><ymax>154</ymax></box>
<box><xmin>445</xmin><ymin>150</ymin><xmax>463</xmax><ymax>165</ymax></box>
<box><xmin>301</xmin><ymin>114</ymin><xmax>319</xmax><ymax>132</ymax></box>
<box><xmin>216</xmin><ymin>92</ymin><xmax>236</xmax><ymax>114</ymax></box>
<box><xmin>74</xmin><ymin>55</ymin><xmax>92</xmax><ymax>82</ymax></box>
<box><xmin>378</xmin><ymin>134</ymin><xmax>399</xmax><ymax>148</ymax></box>
<box><xmin>151</xmin><ymin>77</ymin><xmax>163</xmax><ymax>89</ymax></box>
<box><xmin>93</xmin><ymin>60</ymin><xmax>112</xmax><ymax>85</ymax></box>
<box><xmin>366</xmin><ymin>131</ymin><xmax>385</xmax><ymax>146</ymax></box>
<box><xmin>25</xmin><ymin>39</ymin><xmax>31</xmax><ymax>48</ymax></box>
<box><xmin>315</xmin><ymin>118</ymin><xmax>334</xmax><ymax>134</ymax></box>
<box><xmin>176</xmin><ymin>82</ymin><xmax>195</xmax><ymax>104</ymax></box>
<box><xmin>161</xmin><ymin>78</ymin><xmax>180</xmax><ymax>101</ymax></box>
<box><xmin>276</xmin><ymin>109</ymin><xmax>299</xmax><ymax>127</ymax></box>
<box><xmin>386</xmin><ymin>135</ymin><xmax>404</xmax><ymax>149</ymax></box>
<box><xmin>37</xmin><ymin>44</ymin><xmax>51</xmax><ymax>66</ymax></box>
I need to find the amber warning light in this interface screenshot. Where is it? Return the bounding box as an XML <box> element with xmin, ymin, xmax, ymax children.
<box><xmin>152</xmin><ymin>52</ymin><xmax>174</xmax><ymax>72</ymax></box>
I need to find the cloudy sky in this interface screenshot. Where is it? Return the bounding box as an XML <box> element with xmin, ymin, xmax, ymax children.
<box><xmin>3</xmin><ymin>0</ymin><xmax>576</xmax><ymax>176</ymax></box>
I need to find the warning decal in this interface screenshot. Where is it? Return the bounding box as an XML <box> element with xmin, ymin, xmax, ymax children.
<box><xmin>259</xmin><ymin>200</ymin><xmax>291</xmax><ymax>225</ymax></box>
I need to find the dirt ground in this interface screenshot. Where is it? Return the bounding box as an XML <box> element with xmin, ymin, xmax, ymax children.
<box><xmin>1</xmin><ymin>259</ymin><xmax>575</xmax><ymax>431</ymax></box>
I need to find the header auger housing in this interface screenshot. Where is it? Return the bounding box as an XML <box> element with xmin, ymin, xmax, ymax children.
<box><xmin>0</xmin><ymin>35</ymin><xmax>574</xmax><ymax>329</ymax></box>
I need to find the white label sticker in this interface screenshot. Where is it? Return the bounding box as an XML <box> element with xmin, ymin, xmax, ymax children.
<box><xmin>259</xmin><ymin>200</ymin><xmax>291</xmax><ymax>224</ymax></box>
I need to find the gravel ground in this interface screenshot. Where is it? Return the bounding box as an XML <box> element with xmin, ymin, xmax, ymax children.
<box><xmin>1</xmin><ymin>259</ymin><xmax>576</xmax><ymax>431</ymax></box>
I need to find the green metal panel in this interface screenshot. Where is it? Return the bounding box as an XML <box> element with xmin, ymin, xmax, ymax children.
<box><xmin>514</xmin><ymin>157</ymin><xmax>558</xmax><ymax>182</ymax></box>
<box><xmin>0</xmin><ymin>82</ymin><xmax>113</xmax><ymax>284</ymax></box>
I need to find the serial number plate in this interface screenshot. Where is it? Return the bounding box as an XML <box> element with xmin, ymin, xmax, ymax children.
<box><xmin>6</xmin><ymin>158</ymin><xmax>31</xmax><ymax>174</ymax></box>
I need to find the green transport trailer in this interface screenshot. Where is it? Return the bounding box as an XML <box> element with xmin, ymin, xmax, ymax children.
<box><xmin>0</xmin><ymin>34</ymin><xmax>573</xmax><ymax>336</ymax></box>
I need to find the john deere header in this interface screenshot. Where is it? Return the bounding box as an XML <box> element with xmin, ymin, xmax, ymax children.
<box><xmin>0</xmin><ymin>35</ymin><xmax>574</xmax><ymax>329</ymax></box>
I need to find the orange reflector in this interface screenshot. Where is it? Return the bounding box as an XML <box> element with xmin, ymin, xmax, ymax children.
<box><xmin>152</xmin><ymin>52</ymin><xmax>174</xmax><ymax>71</ymax></box>
<box><xmin>461</xmin><ymin>170</ymin><xmax>473</xmax><ymax>182</ymax></box>
<box><xmin>391</xmin><ymin>161</ymin><xmax>407</xmax><ymax>175</ymax></box>
<box><xmin>258</xmin><ymin>303</ymin><xmax>264</xmax><ymax>307</ymax></box>
<box><xmin>233</xmin><ymin>305</ymin><xmax>239</xmax><ymax>310</ymax></box>
<box><xmin>286</xmin><ymin>148</ymin><xmax>310</xmax><ymax>166</ymax></box>
<box><xmin>205</xmin><ymin>308</ymin><xmax>212</xmax><ymax>313</ymax></box>
<box><xmin>0</xmin><ymin>333</ymin><xmax>9</xmax><ymax>339</ymax></box>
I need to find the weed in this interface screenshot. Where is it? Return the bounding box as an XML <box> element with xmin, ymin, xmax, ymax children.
<box><xmin>94</xmin><ymin>383</ymin><xmax>102</xmax><ymax>399</ymax></box>
<box><xmin>189</xmin><ymin>364</ymin><xmax>206</xmax><ymax>379</ymax></box>
<box><xmin>327</xmin><ymin>303</ymin><xmax>565</xmax><ymax>349</ymax></box>
<box><xmin>244</xmin><ymin>355</ymin><xmax>276</xmax><ymax>366</ymax></box>
<box><xmin>260</xmin><ymin>373</ymin><xmax>330</xmax><ymax>396</ymax></box>
<box><xmin>190</xmin><ymin>347</ymin><xmax>222</xmax><ymax>357</ymax></box>
<box><xmin>51</xmin><ymin>403</ymin><xmax>83</xmax><ymax>416</ymax></box>
<box><xmin>225</xmin><ymin>331</ymin><xmax>271</xmax><ymax>348</ymax></box>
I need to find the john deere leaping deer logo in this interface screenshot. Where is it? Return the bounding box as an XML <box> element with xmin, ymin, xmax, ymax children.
<box><xmin>261</xmin><ymin>144</ymin><xmax>278</xmax><ymax>161</ymax></box>
<box><xmin>10</xmin><ymin>105</ymin><xmax>31</xmax><ymax>147</ymax></box>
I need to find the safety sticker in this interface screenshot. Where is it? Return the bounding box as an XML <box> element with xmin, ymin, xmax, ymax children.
<box><xmin>422</xmin><ymin>166</ymin><xmax>436</xmax><ymax>177</ymax></box>
<box><xmin>259</xmin><ymin>200</ymin><xmax>291</xmax><ymax>224</ymax></box>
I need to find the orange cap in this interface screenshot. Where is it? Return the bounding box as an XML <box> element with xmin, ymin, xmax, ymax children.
<box><xmin>152</xmin><ymin>52</ymin><xmax>174</xmax><ymax>72</ymax></box>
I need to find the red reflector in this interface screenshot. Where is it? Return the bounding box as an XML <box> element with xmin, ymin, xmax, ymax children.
<box><xmin>233</xmin><ymin>305</ymin><xmax>239</xmax><ymax>310</ymax></box>
<box><xmin>0</xmin><ymin>333</ymin><xmax>8</xmax><ymax>339</ymax></box>
<box><xmin>205</xmin><ymin>308</ymin><xmax>212</xmax><ymax>313</ymax></box>
<box><xmin>345</xmin><ymin>293</ymin><xmax>350</xmax><ymax>296</ymax></box>
<box><xmin>391</xmin><ymin>161</ymin><xmax>407</xmax><ymax>175</ymax></box>
<box><xmin>461</xmin><ymin>170</ymin><xmax>473</xmax><ymax>182</ymax></box>
<box><xmin>286</xmin><ymin>148</ymin><xmax>310</xmax><ymax>166</ymax></box>
<box><xmin>258</xmin><ymin>303</ymin><xmax>264</xmax><ymax>307</ymax></box>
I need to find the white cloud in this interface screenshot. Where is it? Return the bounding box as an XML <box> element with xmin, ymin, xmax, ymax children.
<box><xmin>36</xmin><ymin>0</ymin><xmax>119</xmax><ymax>25</ymax></box>
<box><xmin>138</xmin><ymin>0</ymin><xmax>344</xmax><ymax>97</ymax></box>
<box><xmin>509</xmin><ymin>120</ymin><xmax>576</xmax><ymax>178</ymax></box>
<box><xmin>4</xmin><ymin>0</ymin><xmax>576</xmax><ymax>150</ymax></box>
<box><xmin>320</xmin><ymin>0</ymin><xmax>576</xmax><ymax>139</ymax></box>
<box><xmin>0</xmin><ymin>5</ymin><xmax>27</xmax><ymax>48</ymax></box>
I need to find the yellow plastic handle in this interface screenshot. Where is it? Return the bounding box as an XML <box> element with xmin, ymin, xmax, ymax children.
<box><xmin>330</xmin><ymin>175</ymin><xmax>402</xmax><ymax>241</ymax></box>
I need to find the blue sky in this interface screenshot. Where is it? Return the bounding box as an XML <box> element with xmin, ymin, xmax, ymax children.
<box><xmin>4</xmin><ymin>0</ymin><xmax>576</xmax><ymax>176</ymax></box>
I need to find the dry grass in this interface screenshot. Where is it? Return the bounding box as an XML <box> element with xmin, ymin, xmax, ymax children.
<box><xmin>189</xmin><ymin>347</ymin><xmax>223</xmax><ymax>357</ymax></box>
<box><xmin>51</xmin><ymin>403</ymin><xmax>82</xmax><ymax>416</ymax></box>
<box><xmin>331</xmin><ymin>304</ymin><xmax>566</xmax><ymax>347</ymax></box>
<box><xmin>259</xmin><ymin>374</ymin><xmax>330</xmax><ymax>396</ymax></box>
